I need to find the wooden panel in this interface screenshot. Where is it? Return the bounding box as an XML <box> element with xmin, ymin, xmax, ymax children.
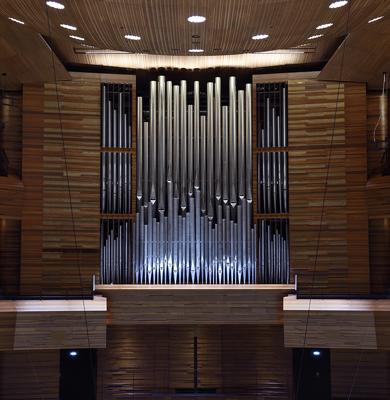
<box><xmin>367</xmin><ymin>93</ymin><xmax>387</xmax><ymax>177</ymax></box>
<box><xmin>0</xmin><ymin>219</ymin><xmax>20</xmax><ymax>296</ymax></box>
<box><xmin>320</xmin><ymin>14</ymin><xmax>390</xmax><ymax>89</ymax></box>
<box><xmin>331</xmin><ymin>350</ymin><xmax>390</xmax><ymax>399</ymax></box>
<box><xmin>97</xmin><ymin>325</ymin><xmax>292</xmax><ymax>399</ymax></box>
<box><xmin>367</xmin><ymin>177</ymin><xmax>390</xmax><ymax>294</ymax></box>
<box><xmin>41</xmin><ymin>79</ymin><xmax>101</xmax><ymax>295</ymax></box>
<box><xmin>0</xmin><ymin>16</ymin><xmax>70</xmax><ymax>89</ymax></box>
<box><xmin>97</xmin><ymin>285</ymin><xmax>295</xmax><ymax>325</ymax></box>
<box><xmin>344</xmin><ymin>83</ymin><xmax>369</xmax><ymax>293</ymax></box>
<box><xmin>288</xmin><ymin>79</ymin><xmax>369</xmax><ymax>294</ymax></box>
<box><xmin>0</xmin><ymin>92</ymin><xmax>22</xmax><ymax>176</ymax></box>
<box><xmin>0</xmin><ymin>296</ymin><xmax>106</xmax><ymax>350</ymax></box>
<box><xmin>0</xmin><ymin>350</ymin><xmax>59</xmax><ymax>400</ymax></box>
<box><xmin>283</xmin><ymin>295</ymin><xmax>390</xmax><ymax>349</ymax></box>
<box><xmin>21</xmin><ymin>84</ymin><xmax>44</xmax><ymax>295</ymax></box>
<box><xmin>369</xmin><ymin>218</ymin><xmax>390</xmax><ymax>294</ymax></box>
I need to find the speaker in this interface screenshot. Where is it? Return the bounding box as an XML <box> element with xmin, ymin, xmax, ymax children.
<box><xmin>59</xmin><ymin>349</ymin><xmax>96</xmax><ymax>400</ymax></box>
<box><xmin>293</xmin><ymin>348</ymin><xmax>331</xmax><ymax>400</ymax></box>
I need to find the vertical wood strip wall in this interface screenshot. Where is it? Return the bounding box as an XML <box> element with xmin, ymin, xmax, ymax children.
<box><xmin>97</xmin><ymin>325</ymin><xmax>292</xmax><ymax>399</ymax></box>
<box><xmin>288</xmin><ymin>79</ymin><xmax>369</xmax><ymax>294</ymax></box>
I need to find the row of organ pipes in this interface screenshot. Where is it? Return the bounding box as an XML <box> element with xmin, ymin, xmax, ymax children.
<box><xmin>99</xmin><ymin>77</ymin><xmax>290</xmax><ymax>284</ymax></box>
<box><xmin>102</xmin><ymin>83</ymin><xmax>132</xmax><ymax>148</ymax></box>
<box><xmin>101</xmin><ymin>152</ymin><xmax>131</xmax><ymax>214</ymax></box>
<box><xmin>135</xmin><ymin>77</ymin><xmax>256</xmax><ymax>284</ymax></box>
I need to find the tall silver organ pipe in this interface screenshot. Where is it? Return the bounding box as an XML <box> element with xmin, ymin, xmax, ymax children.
<box><xmin>134</xmin><ymin>76</ymin><xmax>257</xmax><ymax>284</ymax></box>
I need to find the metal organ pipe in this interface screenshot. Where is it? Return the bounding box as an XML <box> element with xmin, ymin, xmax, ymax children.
<box><xmin>131</xmin><ymin>76</ymin><xmax>257</xmax><ymax>284</ymax></box>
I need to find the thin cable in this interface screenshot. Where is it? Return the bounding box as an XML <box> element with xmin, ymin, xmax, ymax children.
<box><xmin>44</xmin><ymin>3</ymin><xmax>96</xmax><ymax>397</ymax></box>
<box><xmin>294</xmin><ymin>2</ymin><xmax>352</xmax><ymax>397</ymax></box>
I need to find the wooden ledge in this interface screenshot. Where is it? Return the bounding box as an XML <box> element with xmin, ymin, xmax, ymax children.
<box><xmin>283</xmin><ymin>294</ymin><xmax>390</xmax><ymax>312</ymax></box>
<box><xmin>97</xmin><ymin>284</ymin><xmax>295</xmax><ymax>291</ymax></box>
<box><xmin>0</xmin><ymin>295</ymin><xmax>107</xmax><ymax>313</ymax></box>
<box><xmin>96</xmin><ymin>284</ymin><xmax>295</xmax><ymax>325</ymax></box>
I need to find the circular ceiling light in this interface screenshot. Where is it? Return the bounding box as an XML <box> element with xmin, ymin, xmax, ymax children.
<box><xmin>188</xmin><ymin>48</ymin><xmax>204</xmax><ymax>53</ymax></box>
<box><xmin>125</xmin><ymin>34</ymin><xmax>141</xmax><ymax>41</ymax></box>
<box><xmin>69</xmin><ymin>35</ymin><xmax>85</xmax><ymax>41</ymax></box>
<box><xmin>8</xmin><ymin>17</ymin><xmax>25</xmax><ymax>25</ymax></box>
<box><xmin>308</xmin><ymin>34</ymin><xmax>323</xmax><ymax>40</ymax></box>
<box><xmin>316</xmin><ymin>23</ymin><xmax>333</xmax><ymax>30</ymax></box>
<box><xmin>187</xmin><ymin>15</ymin><xmax>206</xmax><ymax>23</ymax></box>
<box><xmin>60</xmin><ymin>24</ymin><xmax>77</xmax><ymax>31</ymax></box>
<box><xmin>329</xmin><ymin>1</ymin><xmax>348</xmax><ymax>8</ymax></box>
<box><xmin>252</xmin><ymin>34</ymin><xmax>269</xmax><ymax>40</ymax></box>
<box><xmin>368</xmin><ymin>16</ymin><xmax>384</xmax><ymax>23</ymax></box>
<box><xmin>46</xmin><ymin>1</ymin><xmax>65</xmax><ymax>9</ymax></box>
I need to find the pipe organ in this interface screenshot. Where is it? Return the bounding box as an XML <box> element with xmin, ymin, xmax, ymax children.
<box><xmin>135</xmin><ymin>77</ymin><xmax>256</xmax><ymax>284</ymax></box>
<box><xmin>255</xmin><ymin>82</ymin><xmax>290</xmax><ymax>283</ymax></box>
<box><xmin>99</xmin><ymin>77</ymin><xmax>290</xmax><ymax>285</ymax></box>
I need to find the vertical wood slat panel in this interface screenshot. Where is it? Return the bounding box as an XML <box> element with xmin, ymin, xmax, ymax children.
<box><xmin>0</xmin><ymin>93</ymin><xmax>22</xmax><ymax>176</ymax></box>
<box><xmin>0</xmin><ymin>350</ymin><xmax>59</xmax><ymax>400</ymax></box>
<box><xmin>288</xmin><ymin>80</ymin><xmax>369</xmax><ymax>294</ymax></box>
<box><xmin>97</xmin><ymin>325</ymin><xmax>292</xmax><ymax>400</ymax></box>
<box><xmin>21</xmin><ymin>84</ymin><xmax>44</xmax><ymax>295</ymax></box>
<box><xmin>344</xmin><ymin>83</ymin><xmax>369</xmax><ymax>293</ymax></box>
<box><xmin>0</xmin><ymin>219</ymin><xmax>20</xmax><ymax>296</ymax></box>
<box><xmin>42</xmin><ymin>79</ymin><xmax>101</xmax><ymax>295</ymax></box>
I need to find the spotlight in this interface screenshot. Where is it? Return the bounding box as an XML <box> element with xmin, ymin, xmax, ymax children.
<box><xmin>187</xmin><ymin>15</ymin><xmax>206</xmax><ymax>23</ymax></box>
<box><xmin>69</xmin><ymin>351</ymin><xmax>78</xmax><ymax>357</ymax></box>
<box><xmin>312</xmin><ymin>350</ymin><xmax>321</xmax><ymax>357</ymax></box>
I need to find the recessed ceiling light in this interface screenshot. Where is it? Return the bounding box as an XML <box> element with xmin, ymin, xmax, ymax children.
<box><xmin>368</xmin><ymin>16</ymin><xmax>384</xmax><ymax>23</ymax></box>
<box><xmin>312</xmin><ymin>350</ymin><xmax>321</xmax><ymax>357</ymax></box>
<box><xmin>329</xmin><ymin>1</ymin><xmax>348</xmax><ymax>9</ymax></box>
<box><xmin>187</xmin><ymin>15</ymin><xmax>206</xmax><ymax>23</ymax></box>
<box><xmin>60</xmin><ymin>24</ymin><xmax>77</xmax><ymax>31</ymax></box>
<box><xmin>316</xmin><ymin>23</ymin><xmax>333</xmax><ymax>30</ymax></box>
<box><xmin>125</xmin><ymin>34</ymin><xmax>141</xmax><ymax>41</ymax></box>
<box><xmin>46</xmin><ymin>1</ymin><xmax>65</xmax><ymax>9</ymax></box>
<box><xmin>69</xmin><ymin>351</ymin><xmax>78</xmax><ymax>357</ymax></box>
<box><xmin>8</xmin><ymin>17</ymin><xmax>25</xmax><ymax>25</ymax></box>
<box><xmin>188</xmin><ymin>48</ymin><xmax>204</xmax><ymax>53</ymax></box>
<box><xmin>308</xmin><ymin>34</ymin><xmax>323</xmax><ymax>40</ymax></box>
<box><xmin>252</xmin><ymin>34</ymin><xmax>269</xmax><ymax>40</ymax></box>
<box><xmin>69</xmin><ymin>35</ymin><xmax>85</xmax><ymax>41</ymax></box>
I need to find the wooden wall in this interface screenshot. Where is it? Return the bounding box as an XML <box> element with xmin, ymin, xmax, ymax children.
<box><xmin>0</xmin><ymin>350</ymin><xmax>59</xmax><ymax>400</ymax></box>
<box><xmin>97</xmin><ymin>325</ymin><xmax>293</xmax><ymax>399</ymax></box>
<box><xmin>288</xmin><ymin>80</ymin><xmax>369</xmax><ymax>295</ymax></box>
<box><xmin>0</xmin><ymin>92</ymin><xmax>22</xmax><ymax>176</ymax></box>
<box><xmin>331</xmin><ymin>350</ymin><xmax>390</xmax><ymax>399</ymax></box>
<box><xmin>366</xmin><ymin>92</ymin><xmax>390</xmax><ymax>294</ymax></box>
<box><xmin>21</xmin><ymin>77</ymin><xmax>101</xmax><ymax>295</ymax></box>
<box><xmin>0</xmin><ymin>219</ymin><xmax>20</xmax><ymax>296</ymax></box>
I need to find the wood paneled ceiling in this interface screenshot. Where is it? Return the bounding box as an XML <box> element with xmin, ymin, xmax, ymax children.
<box><xmin>1</xmin><ymin>0</ymin><xmax>389</xmax><ymax>55</ymax></box>
<box><xmin>0</xmin><ymin>0</ymin><xmax>389</xmax><ymax>85</ymax></box>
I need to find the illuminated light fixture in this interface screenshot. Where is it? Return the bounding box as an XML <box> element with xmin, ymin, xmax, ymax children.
<box><xmin>8</xmin><ymin>17</ymin><xmax>25</xmax><ymax>25</ymax></box>
<box><xmin>46</xmin><ymin>1</ymin><xmax>65</xmax><ymax>9</ymax></box>
<box><xmin>368</xmin><ymin>16</ymin><xmax>384</xmax><ymax>23</ymax></box>
<box><xmin>188</xmin><ymin>48</ymin><xmax>204</xmax><ymax>53</ymax></box>
<box><xmin>69</xmin><ymin>351</ymin><xmax>78</xmax><ymax>357</ymax></box>
<box><xmin>329</xmin><ymin>1</ymin><xmax>348</xmax><ymax>8</ymax></box>
<box><xmin>187</xmin><ymin>15</ymin><xmax>206</xmax><ymax>23</ymax></box>
<box><xmin>308</xmin><ymin>34</ymin><xmax>323</xmax><ymax>40</ymax></box>
<box><xmin>69</xmin><ymin>35</ymin><xmax>85</xmax><ymax>41</ymax></box>
<box><xmin>312</xmin><ymin>350</ymin><xmax>321</xmax><ymax>357</ymax></box>
<box><xmin>252</xmin><ymin>34</ymin><xmax>269</xmax><ymax>40</ymax></box>
<box><xmin>316</xmin><ymin>23</ymin><xmax>333</xmax><ymax>30</ymax></box>
<box><xmin>60</xmin><ymin>23</ymin><xmax>77</xmax><ymax>30</ymax></box>
<box><xmin>125</xmin><ymin>34</ymin><xmax>141</xmax><ymax>41</ymax></box>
